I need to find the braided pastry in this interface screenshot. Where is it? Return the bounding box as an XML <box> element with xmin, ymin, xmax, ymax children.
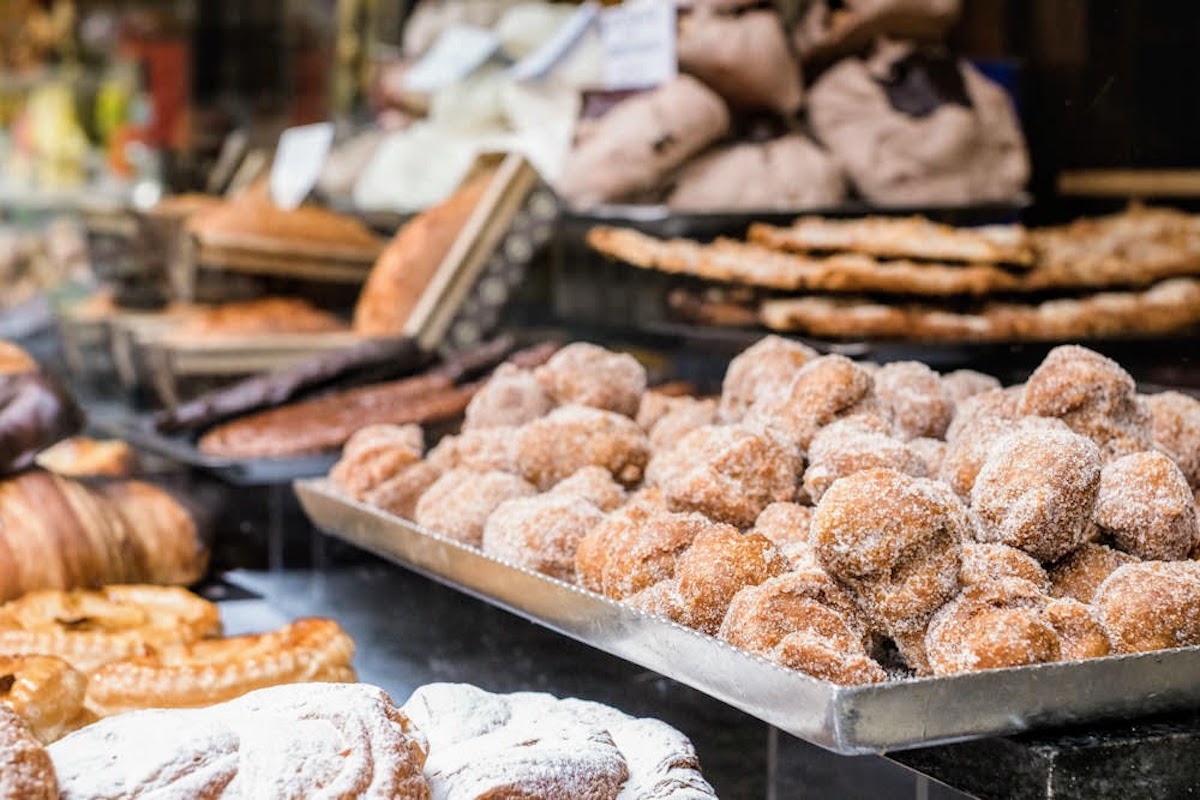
<box><xmin>85</xmin><ymin>617</ymin><xmax>356</xmax><ymax>717</ymax></box>
<box><xmin>0</xmin><ymin>586</ymin><xmax>221</xmax><ymax>672</ymax></box>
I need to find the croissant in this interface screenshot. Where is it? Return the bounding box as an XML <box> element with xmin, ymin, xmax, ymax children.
<box><xmin>0</xmin><ymin>470</ymin><xmax>209</xmax><ymax>603</ymax></box>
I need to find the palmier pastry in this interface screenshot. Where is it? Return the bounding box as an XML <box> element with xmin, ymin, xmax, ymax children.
<box><xmin>0</xmin><ymin>586</ymin><xmax>221</xmax><ymax>672</ymax></box>
<box><xmin>0</xmin><ymin>705</ymin><xmax>56</xmax><ymax>800</ymax></box>
<box><xmin>0</xmin><ymin>655</ymin><xmax>89</xmax><ymax>743</ymax></box>
<box><xmin>646</xmin><ymin>424</ymin><xmax>800</xmax><ymax>528</ymax></box>
<box><xmin>52</xmin><ymin>683</ymin><xmax>430</xmax><ymax>799</ymax></box>
<box><xmin>1018</xmin><ymin>345</ymin><xmax>1153</xmax><ymax>459</ymax></box>
<box><xmin>970</xmin><ymin>426</ymin><xmax>1102</xmax><ymax>563</ymax></box>
<box><xmin>1094</xmin><ymin>450</ymin><xmax>1196</xmax><ymax>561</ymax></box>
<box><xmin>534</xmin><ymin>342</ymin><xmax>646</xmax><ymax>418</ymax></box>
<box><xmin>718</xmin><ymin>335</ymin><xmax>817</xmax><ymax>422</ymax></box>
<box><xmin>1094</xmin><ymin>561</ymin><xmax>1200</xmax><ymax>653</ymax></box>
<box><xmin>813</xmin><ymin>468</ymin><xmax>968</xmax><ymax>638</ymax></box>
<box><xmin>1145</xmin><ymin>390</ymin><xmax>1200</xmax><ymax>488</ymax></box>
<box><xmin>514</xmin><ymin>405</ymin><xmax>650</xmax><ymax>489</ymax></box>
<box><xmin>85</xmin><ymin>617</ymin><xmax>356</xmax><ymax>717</ymax></box>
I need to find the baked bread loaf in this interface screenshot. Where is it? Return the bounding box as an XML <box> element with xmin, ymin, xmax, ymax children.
<box><xmin>0</xmin><ymin>705</ymin><xmax>57</xmax><ymax>799</ymax></box>
<box><xmin>166</xmin><ymin>297</ymin><xmax>347</xmax><ymax>340</ymax></box>
<box><xmin>50</xmin><ymin>682</ymin><xmax>431</xmax><ymax>799</ymax></box>
<box><xmin>354</xmin><ymin>169</ymin><xmax>496</xmax><ymax>337</ymax></box>
<box><xmin>0</xmin><ymin>473</ymin><xmax>209</xmax><ymax>603</ymax></box>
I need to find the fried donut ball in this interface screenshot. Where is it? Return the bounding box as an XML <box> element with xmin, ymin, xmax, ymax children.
<box><xmin>802</xmin><ymin>416</ymin><xmax>928</xmax><ymax>503</ymax></box>
<box><xmin>1094</xmin><ymin>561</ymin><xmax>1200</xmax><ymax>653</ymax></box>
<box><xmin>971</xmin><ymin>426</ymin><xmax>1102</xmax><ymax>563</ymax></box>
<box><xmin>719</xmin><ymin>568</ymin><xmax>869</xmax><ymax>654</ymax></box>
<box><xmin>514</xmin><ymin>405</ymin><xmax>650</xmax><ymax>489</ymax></box>
<box><xmin>463</xmin><ymin>364</ymin><xmax>554</xmax><ymax>429</ymax></box>
<box><xmin>414</xmin><ymin>469</ymin><xmax>536</xmax><ymax>547</ymax></box>
<box><xmin>427</xmin><ymin>427</ymin><xmax>517</xmax><ymax>473</ymax></box>
<box><xmin>1047</xmin><ymin>543</ymin><xmax>1138</xmax><ymax>604</ymax></box>
<box><xmin>960</xmin><ymin>542</ymin><xmax>1050</xmax><ymax>591</ymax></box>
<box><xmin>482</xmin><ymin>494</ymin><xmax>606</xmax><ymax>582</ymax></box>
<box><xmin>1095</xmin><ymin>451</ymin><xmax>1196</xmax><ymax>561</ymax></box>
<box><xmin>1044</xmin><ymin>597</ymin><xmax>1111</xmax><ymax>660</ymax></box>
<box><xmin>944</xmin><ymin>387</ymin><xmax>1021</xmax><ymax>444</ymax></box>
<box><xmin>941</xmin><ymin>370</ymin><xmax>1001</xmax><ymax>405</ymax></box>
<box><xmin>1018</xmin><ymin>345</ymin><xmax>1153</xmax><ymax>459</ymax></box>
<box><xmin>363</xmin><ymin>461</ymin><xmax>442</xmax><ymax>520</ymax></box>
<box><xmin>873</xmin><ymin>361</ymin><xmax>955</xmax><ymax>440</ymax></box>
<box><xmin>908</xmin><ymin>438</ymin><xmax>947</xmax><ymax>476</ymax></box>
<box><xmin>1145</xmin><ymin>390</ymin><xmax>1200</xmax><ymax>489</ymax></box>
<box><xmin>773</xmin><ymin>632</ymin><xmax>888</xmax><ymax>685</ymax></box>
<box><xmin>575</xmin><ymin>503</ymin><xmax>714</xmax><ymax>599</ymax></box>
<box><xmin>813</xmin><ymin>468</ymin><xmax>968</xmax><ymax>636</ymax></box>
<box><xmin>752</xmin><ymin>502</ymin><xmax>817</xmax><ymax>568</ymax></box>
<box><xmin>745</xmin><ymin>354</ymin><xmax>879</xmax><ymax>452</ymax></box>
<box><xmin>329</xmin><ymin>424</ymin><xmax>423</xmax><ymax>499</ymax></box>
<box><xmin>925</xmin><ymin>579</ymin><xmax>1060</xmax><ymax>675</ymax></box>
<box><xmin>626</xmin><ymin>578</ymin><xmax>689</xmax><ymax>625</ymax></box>
<box><xmin>673</xmin><ymin>527</ymin><xmax>790</xmax><ymax>634</ymax></box>
<box><xmin>547</xmin><ymin>466</ymin><xmax>626</xmax><ymax>512</ymax></box>
<box><xmin>645</xmin><ymin>396</ymin><xmax>719</xmax><ymax>451</ymax></box>
<box><xmin>646</xmin><ymin>424</ymin><xmax>800</xmax><ymax>528</ymax></box>
<box><xmin>940</xmin><ymin>415</ymin><xmax>1069</xmax><ymax>499</ymax></box>
<box><xmin>719</xmin><ymin>335</ymin><xmax>818</xmax><ymax>422</ymax></box>
<box><xmin>534</xmin><ymin>342</ymin><xmax>646</xmax><ymax>417</ymax></box>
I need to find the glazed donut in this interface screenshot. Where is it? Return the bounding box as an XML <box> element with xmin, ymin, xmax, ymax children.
<box><xmin>85</xmin><ymin>617</ymin><xmax>356</xmax><ymax>717</ymax></box>
<box><xmin>0</xmin><ymin>655</ymin><xmax>89</xmax><ymax>743</ymax></box>
<box><xmin>0</xmin><ymin>586</ymin><xmax>222</xmax><ymax>672</ymax></box>
<box><xmin>0</xmin><ymin>705</ymin><xmax>56</xmax><ymax>799</ymax></box>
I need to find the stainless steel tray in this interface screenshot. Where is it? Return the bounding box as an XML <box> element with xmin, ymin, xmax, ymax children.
<box><xmin>296</xmin><ymin>478</ymin><xmax>1200</xmax><ymax>755</ymax></box>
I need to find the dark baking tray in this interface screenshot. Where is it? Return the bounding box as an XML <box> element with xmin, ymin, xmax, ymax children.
<box><xmin>91</xmin><ymin>411</ymin><xmax>338</xmax><ymax>487</ymax></box>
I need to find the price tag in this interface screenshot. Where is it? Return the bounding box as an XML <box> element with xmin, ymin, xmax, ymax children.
<box><xmin>600</xmin><ymin>0</ymin><xmax>676</xmax><ymax>91</ymax></box>
<box><xmin>510</xmin><ymin>3</ymin><xmax>600</xmax><ymax>82</ymax></box>
<box><xmin>404</xmin><ymin>25</ymin><xmax>501</xmax><ymax>93</ymax></box>
<box><xmin>269</xmin><ymin>122</ymin><xmax>334</xmax><ymax>210</ymax></box>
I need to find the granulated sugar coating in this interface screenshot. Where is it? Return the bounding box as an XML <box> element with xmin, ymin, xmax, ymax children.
<box><xmin>944</xmin><ymin>387</ymin><xmax>1020</xmax><ymax>443</ymax></box>
<box><xmin>813</xmin><ymin>468</ymin><xmax>967</xmax><ymax>635</ymax></box>
<box><xmin>1145</xmin><ymin>390</ymin><xmax>1200</xmax><ymax>489</ymax></box>
<box><xmin>959</xmin><ymin>542</ymin><xmax>1050</xmax><ymax>590</ymax></box>
<box><xmin>1047</xmin><ymin>543</ymin><xmax>1137</xmax><ymax>604</ymax></box>
<box><xmin>414</xmin><ymin>469</ymin><xmax>536</xmax><ymax>547</ymax></box>
<box><xmin>774</xmin><ymin>631</ymin><xmax>888</xmax><ymax>685</ymax></box>
<box><xmin>515</xmin><ymin>405</ymin><xmax>650</xmax><ymax>489</ymax></box>
<box><xmin>482</xmin><ymin>494</ymin><xmax>606</xmax><ymax>583</ymax></box>
<box><xmin>803</xmin><ymin>416</ymin><xmax>929</xmax><ymax>503</ymax></box>
<box><xmin>534</xmin><ymin>342</ymin><xmax>646</xmax><ymax>418</ymax></box>
<box><xmin>1019</xmin><ymin>344</ymin><xmax>1154</xmax><ymax>458</ymax></box>
<box><xmin>925</xmin><ymin>578</ymin><xmax>1060</xmax><ymax>675</ymax></box>
<box><xmin>644</xmin><ymin>396</ymin><xmax>719</xmax><ymax>451</ymax></box>
<box><xmin>971</xmin><ymin>426</ymin><xmax>1102</xmax><ymax>562</ymax></box>
<box><xmin>745</xmin><ymin>354</ymin><xmax>879</xmax><ymax>452</ymax></box>
<box><xmin>873</xmin><ymin>361</ymin><xmax>956</xmax><ymax>440</ymax></box>
<box><xmin>673</xmin><ymin>527</ymin><xmax>791</xmax><ymax>634</ymax></box>
<box><xmin>646</xmin><ymin>424</ymin><xmax>801</xmax><ymax>528</ymax></box>
<box><xmin>364</xmin><ymin>461</ymin><xmax>442</xmax><ymax>520</ymax></box>
<box><xmin>1044</xmin><ymin>597</ymin><xmax>1111</xmax><ymax>660</ymax></box>
<box><xmin>908</xmin><ymin>437</ymin><xmax>947</xmax><ymax>475</ymax></box>
<box><xmin>719</xmin><ymin>568</ymin><xmax>869</xmax><ymax>655</ymax></box>
<box><xmin>462</xmin><ymin>364</ymin><xmax>553</xmax><ymax>430</ymax></box>
<box><xmin>1095</xmin><ymin>451</ymin><xmax>1196</xmax><ymax>560</ymax></box>
<box><xmin>1095</xmin><ymin>561</ymin><xmax>1200</xmax><ymax>653</ymax></box>
<box><xmin>427</xmin><ymin>426</ymin><xmax>517</xmax><ymax>473</ymax></box>
<box><xmin>940</xmin><ymin>369</ymin><xmax>1001</xmax><ymax>405</ymax></box>
<box><xmin>547</xmin><ymin>466</ymin><xmax>627</xmax><ymax>512</ymax></box>
<box><xmin>941</xmin><ymin>415</ymin><xmax>1069</xmax><ymax>499</ymax></box>
<box><xmin>329</xmin><ymin>423</ymin><xmax>424</xmax><ymax>500</ymax></box>
<box><xmin>718</xmin><ymin>335</ymin><xmax>818</xmax><ymax>422</ymax></box>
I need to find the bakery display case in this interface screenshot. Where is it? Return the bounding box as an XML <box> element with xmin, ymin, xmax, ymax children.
<box><xmin>3</xmin><ymin>0</ymin><xmax>1200</xmax><ymax>798</ymax></box>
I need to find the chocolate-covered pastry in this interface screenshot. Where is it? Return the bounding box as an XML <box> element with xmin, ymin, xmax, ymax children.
<box><xmin>0</xmin><ymin>373</ymin><xmax>83</xmax><ymax>476</ymax></box>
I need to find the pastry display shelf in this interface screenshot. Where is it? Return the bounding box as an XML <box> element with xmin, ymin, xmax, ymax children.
<box><xmin>296</xmin><ymin>478</ymin><xmax>1200</xmax><ymax>757</ymax></box>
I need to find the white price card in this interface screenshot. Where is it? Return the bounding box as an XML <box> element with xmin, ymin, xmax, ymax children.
<box><xmin>600</xmin><ymin>0</ymin><xmax>677</xmax><ymax>91</ymax></box>
<box><xmin>269</xmin><ymin>122</ymin><xmax>334</xmax><ymax>210</ymax></box>
<box><xmin>510</xmin><ymin>2</ymin><xmax>600</xmax><ymax>82</ymax></box>
<box><xmin>404</xmin><ymin>25</ymin><xmax>501</xmax><ymax>94</ymax></box>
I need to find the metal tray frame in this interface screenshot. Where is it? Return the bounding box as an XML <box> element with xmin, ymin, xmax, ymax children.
<box><xmin>297</xmin><ymin>478</ymin><xmax>1200</xmax><ymax>755</ymax></box>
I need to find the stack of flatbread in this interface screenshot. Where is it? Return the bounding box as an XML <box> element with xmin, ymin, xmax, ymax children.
<box><xmin>586</xmin><ymin>206</ymin><xmax>1200</xmax><ymax>342</ymax></box>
